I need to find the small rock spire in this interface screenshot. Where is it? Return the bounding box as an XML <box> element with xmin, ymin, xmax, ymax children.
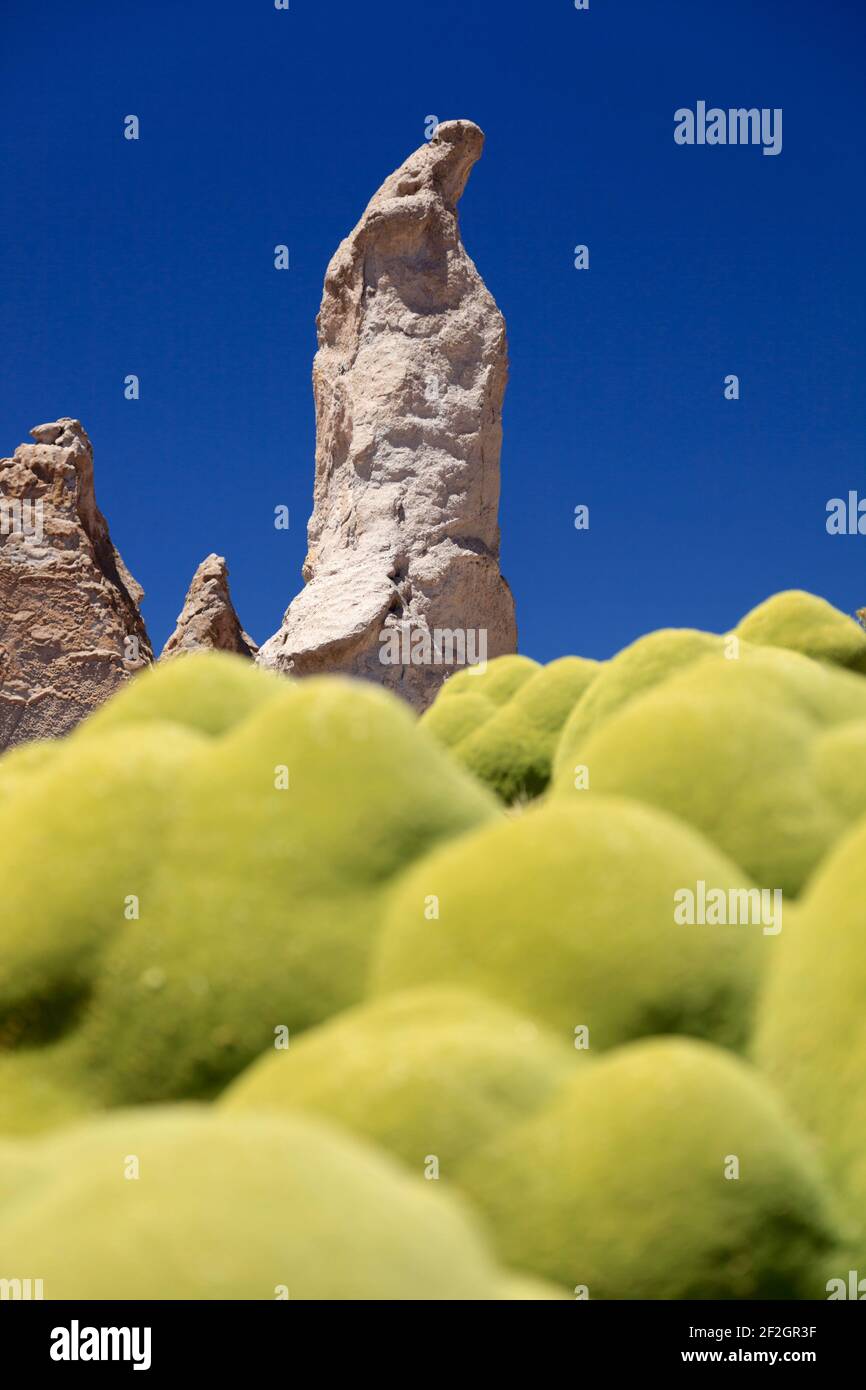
<box><xmin>162</xmin><ymin>554</ymin><xmax>257</xmax><ymax>659</ymax></box>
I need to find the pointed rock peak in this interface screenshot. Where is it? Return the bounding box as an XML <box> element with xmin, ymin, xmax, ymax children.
<box><xmin>257</xmin><ymin>120</ymin><xmax>516</xmax><ymax>709</ymax></box>
<box><xmin>162</xmin><ymin>554</ymin><xmax>257</xmax><ymax>660</ymax></box>
<box><xmin>0</xmin><ymin>418</ymin><xmax>152</xmax><ymax>749</ymax></box>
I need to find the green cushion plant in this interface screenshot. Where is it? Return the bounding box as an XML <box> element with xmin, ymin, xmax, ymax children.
<box><xmin>0</xmin><ymin>1106</ymin><xmax>509</xmax><ymax>1300</ymax></box>
<box><xmin>372</xmin><ymin>796</ymin><xmax>770</xmax><ymax>1053</ymax></box>
<box><xmin>223</xmin><ymin>986</ymin><xmax>574</xmax><ymax>1174</ymax></box>
<box><xmin>754</xmin><ymin>809</ymin><xmax>866</xmax><ymax>1228</ymax></box>
<box><xmin>735</xmin><ymin>590</ymin><xmax>866</xmax><ymax>673</ymax></box>
<box><xmin>0</xmin><ymin>659</ymin><xmax>499</xmax><ymax>1127</ymax></box>
<box><xmin>457</xmin><ymin>1037</ymin><xmax>843</xmax><ymax>1299</ymax></box>
<box><xmin>425</xmin><ymin>655</ymin><xmax>600</xmax><ymax>802</ymax></box>
<box><xmin>553</xmin><ymin>646</ymin><xmax>866</xmax><ymax>896</ymax></box>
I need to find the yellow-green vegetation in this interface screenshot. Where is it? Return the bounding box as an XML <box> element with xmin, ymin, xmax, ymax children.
<box><xmin>553</xmin><ymin>645</ymin><xmax>866</xmax><ymax>896</ymax></box>
<box><xmin>813</xmin><ymin>721</ymin><xmax>866</xmax><ymax>822</ymax></box>
<box><xmin>419</xmin><ymin>688</ymin><xmax>493</xmax><ymax>749</ymax></box>
<box><xmin>0</xmin><ymin>719</ymin><xmax>208</xmax><ymax>1131</ymax></box>
<box><xmin>433</xmin><ymin>653</ymin><xmax>540</xmax><ymax>707</ymax></box>
<box><xmin>499</xmin><ymin>1275</ymin><xmax>570</xmax><ymax>1300</ymax></box>
<box><xmin>423</xmin><ymin>655</ymin><xmax>600</xmax><ymax>802</ymax></box>
<box><xmin>372</xmin><ymin>797</ymin><xmax>770</xmax><ymax>1052</ymax></box>
<box><xmin>78</xmin><ymin>678</ymin><xmax>499</xmax><ymax>1106</ymax></box>
<box><xmin>553</xmin><ymin>629</ymin><xmax>722</xmax><ymax>778</ymax></box>
<box><xmin>76</xmin><ymin>649</ymin><xmax>285</xmax><ymax>739</ymax></box>
<box><xmin>735</xmin><ymin>590</ymin><xmax>866</xmax><ymax>673</ymax></box>
<box><xmin>754</xmin><ymin>812</ymin><xmax>866</xmax><ymax>1224</ymax></box>
<box><xmin>0</xmin><ymin>738</ymin><xmax>59</xmax><ymax>806</ymax></box>
<box><xmin>0</xmin><ymin>592</ymin><xmax>859</xmax><ymax>1300</ymax></box>
<box><xmin>0</xmin><ymin>722</ymin><xmax>205</xmax><ymax>1049</ymax></box>
<box><xmin>223</xmin><ymin>986</ymin><xmax>574</xmax><ymax>1172</ymax></box>
<box><xmin>0</xmin><ymin>1106</ymin><xmax>508</xmax><ymax>1299</ymax></box>
<box><xmin>0</xmin><ymin>658</ymin><xmax>499</xmax><ymax>1124</ymax></box>
<box><xmin>553</xmin><ymin>592</ymin><xmax>866</xmax><ymax>786</ymax></box>
<box><xmin>0</xmin><ymin>1052</ymin><xmax>91</xmax><ymax>1137</ymax></box>
<box><xmin>457</xmin><ymin>1037</ymin><xmax>844</xmax><ymax>1299</ymax></box>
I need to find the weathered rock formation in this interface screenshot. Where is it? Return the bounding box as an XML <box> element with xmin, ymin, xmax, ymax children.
<box><xmin>0</xmin><ymin>419</ymin><xmax>151</xmax><ymax>748</ymax></box>
<box><xmin>257</xmin><ymin>119</ymin><xmax>517</xmax><ymax>709</ymax></box>
<box><xmin>162</xmin><ymin>554</ymin><xmax>257</xmax><ymax>659</ymax></box>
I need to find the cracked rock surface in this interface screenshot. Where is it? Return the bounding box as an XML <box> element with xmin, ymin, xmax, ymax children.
<box><xmin>257</xmin><ymin>119</ymin><xmax>517</xmax><ymax>710</ymax></box>
<box><xmin>0</xmin><ymin>419</ymin><xmax>151</xmax><ymax>748</ymax></box>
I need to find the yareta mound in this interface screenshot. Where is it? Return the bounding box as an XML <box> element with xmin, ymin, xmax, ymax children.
<box><xmin>553</xmin><ymin>645</ymin><xmax>866</xmax><ymax>896</ymax></box>
<box><xmin>456</xmin><ymin>1037</ymin><xmax>843</xmax><ymax>1299</ymax></box>
<box><xmin>0</xmin><ymin>739</ymin><xmax>60</xmax><ymax>807</ymax></box>
<box><xmin>0</xmin><ymin>721</ymin><xmax>207</xmax><ymax>1132</ymax></box>
<box><xmin>71</xmin><ymin>674</ymin><xmax>498</xmax><ymax>1107</ymax></box>
<box><xmin>754</xmin><ymin>810</ymin><xmax>866</xmax><ymax>1226</ymax></box>
<box><xmin>735</xmin><ymin>590</ymin><xmax>866</xmax><ymax>674</ymax></box>
<box><xmin>553</xmin><ymin>628</ymin><xmax>723</xmax><ymax>779</ymax></box>
<box><xmin>424</xmin><ymin>655</ymin><xmax>600</xmax><ymax>802</ymax></box>
<box><xmin>553</xmin><ymin>590</ymin><xmax>866</xmax><ymax>785</ymax></box>
<box><xmin>223</xmin><ymin>987</ymin><xmax>574</xmax><ymax>1173</ymax></box>
<box><xmin>0</xmin><ymin>1107</ymin><xmax>508</xmax><ymax>1299</ymax></box>
<box><xmin>372</xmin><ymin>796</ymin><xmax>770</xmax><ymax>1053</ymax></box>
<box><xmin>0</xmin><ymin>658</ymin><xmax>499</xmax><ymax>1127</ymax></box>
<box><xmin>76</xmin><ymin>649</ymin><xmax>284</xmax><ymax>740</ymax></box>
<box><xmin>435</xmin><ymin>653</ymin><xmax>540</xmax><ymax>709</ymax></box>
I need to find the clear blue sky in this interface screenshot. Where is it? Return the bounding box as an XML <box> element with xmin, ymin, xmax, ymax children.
<box><xmin>2</xmin><ymin>0</ymin><xmax>864</xmax><ymax>660</ymax></box>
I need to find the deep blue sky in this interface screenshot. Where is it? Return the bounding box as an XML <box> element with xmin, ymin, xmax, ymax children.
<box><xmin>2</xmin><ymin>0</ymin><xmax>864</xmax><ymax>660</ymax></box>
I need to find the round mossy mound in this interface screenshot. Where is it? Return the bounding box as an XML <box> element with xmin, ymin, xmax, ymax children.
<box><xmin>434</xmin><ymin>653</ymin><xmax>540</xmax><ymax>707</ymax></box>
<box><xmin>554</xmin><ymin>646</ymin><xmax>866</xmax><ymax>896</ymax></box>
<box><xmin>754</xmin><ymin>811</ymin><xmax>866</xmax><ymax>1224</ymax></box>
<box><xmin>372</xmin><ymin>796</ymin><xmax>770</xmax><ymax>1053</ymax></box>
<box><xmin>736</xmin><ymin>590</ymin><xmax>866</xmax><ymax>674</ymax></box>
<box><xmin>811</xmin><ymin>721</ymin><xmax>866</xmax><ymax>823</ymax></box>
<box><xmin>0</xmin><ymin>740</ymin><xmax>60</xmax><ymax>806</ymax></box>
<box><xmin>456</xmin><ymin>1037</ymin><xmax>843</xmax><ymax>1299</ymax></box>
<box><xmin>223</xmin><ymin>986</ymin><xmax>574</xmax><ymax>1174</ymax></box>
<box><xmin>553</xmin><ymin>629</ymin><xmax>722</xmax><ymax>780</ymax></box>
<box><xmin>553</xmin><ymin>590</ymin><xmax>866</xmax><ymax>787</ymax></box>
<box><xmin>420</xmin><ymin>689</ymin><xmax>496</xmax><ymax>750</ymax></box>
<box><xmin>72</xmin><ymin>677</ymin><xmax>499</xmax><ymax>1106</ymax></box>
<box><xmin>425</xmin><ymin>655</ymin><xmax>600</xmax><ymax>803</ymax></box>
<box><xmin>0</xmin><ymin>1106</ymin><xmax>505</xmax><ymax>1299</ymax></box>
<box><xmin>76</xmin><ymin>650</ymin><xmax>285</xmax><ymax>740</ymax></box>
<box><xmin>0</xmin><ymin>722</ymin><xmax>205</xmax><ymax>1049</ymax></box>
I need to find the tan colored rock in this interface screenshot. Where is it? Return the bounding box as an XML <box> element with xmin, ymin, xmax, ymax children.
<box><xmin>0</xmin><ymin>419</ymin><xmax>151</xmax><ymax>748</ymax></box>
<box><xmin>257</xmin><ymin>119</ymin><xmax>517</xmax><ymax>710</ymax></box>
<box><xmin>161</xmin><ymin>554</ymin><xmax>257</xmax><ymax>659</ymax></box>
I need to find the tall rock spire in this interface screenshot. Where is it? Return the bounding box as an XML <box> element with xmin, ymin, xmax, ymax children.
<box><xmin>257</xmin><ymin>119</ymin><xmax>517</xmax><ymax>709</ymax></box>
<box><xmin>0</xmin><ymin>418</ymin><xmax>151</xmax><ymax>747</ymax></box>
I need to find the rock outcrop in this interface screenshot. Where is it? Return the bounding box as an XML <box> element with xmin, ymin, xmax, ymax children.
<box><xmin>162</xmin><ymin>554</ymin><xmax>257</xmax><ymax>659</ymax></box>
<box><xmin>0</xmin><ymin>419</ymin><xmax>151</xmax><ymax>748</ymax></box>
<box><xmin>257</xmin><ymin>119</ymin><xmax>517</xmax><ymax>710</ymax></box>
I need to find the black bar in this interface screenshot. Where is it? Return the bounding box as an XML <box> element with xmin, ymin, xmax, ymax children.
<box><xmin>2</xmin><ymin>1299</ymin><xmax>862</xmax><ymax>1373</ymax></box>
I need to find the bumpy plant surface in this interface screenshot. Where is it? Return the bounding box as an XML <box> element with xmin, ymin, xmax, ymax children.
<box><xmin>1</xmin><ymin>592</ymin><xmax>862</xmax><ymax>1299</ymax></box>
